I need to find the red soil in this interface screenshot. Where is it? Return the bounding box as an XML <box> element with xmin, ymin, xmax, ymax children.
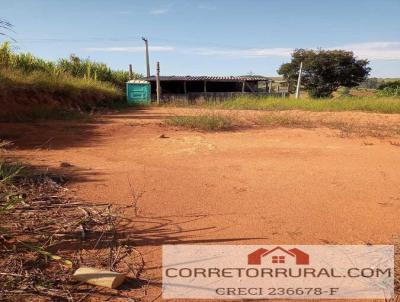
<box><xmin>2</xmin><ymin>107</ymin><xmax>400</xmax><ymax>301</ymax></box>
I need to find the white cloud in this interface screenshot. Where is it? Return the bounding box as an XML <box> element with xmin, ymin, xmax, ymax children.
<box><xmin>335</xmin><ymin>42</ymin><xmax>400</xmax><ymax>60</ymax></box>
<box><xmin>85</xmin><ymin>46</ymin><xmax>175</xmax><ymax>53</ymax></box>
<box><xmin>188</xmin><ymin>47</ymin><xmax>292</xmax><ymax>57</ymax></box>
<box><xmin>149</xmin><ymin>8</ymin><xmax>169</xmax><ymax>15</ymax></box>
<box><xmin>84</xmin><ymin>42</ymin><xmax>400</xmax><ymax>61</ymax></box>
<box><xmin>183</xmin><ymin>42</ymin><xmax>400</xmax><ymax>60</ymax></box>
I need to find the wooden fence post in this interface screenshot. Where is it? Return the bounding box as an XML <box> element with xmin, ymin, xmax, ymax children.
<box><xmin>156</xmin><ymin>62</ymin><xmax>161</xmax><ymax>104</ymax></box>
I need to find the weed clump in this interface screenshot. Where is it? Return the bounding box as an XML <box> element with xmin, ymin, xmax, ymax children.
<box><xmin>167</xmin><ymin>114</ymin><xmax>236</xmax><ymax>131</ymax></box>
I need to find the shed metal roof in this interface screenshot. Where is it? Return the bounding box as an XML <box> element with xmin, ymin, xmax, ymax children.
<box><xmin>142</xmin><ymin>75</ymin><xmax>270</xmax><ymax>82</ymax></box>
<box><xmin>127</xmin><ymin>79</ymin><xmax>150</xmax><ymax>84</ymax></box>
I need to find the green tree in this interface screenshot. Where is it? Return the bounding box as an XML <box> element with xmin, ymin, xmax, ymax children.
<box><xmin>278</xmin><ymin>49</ymin><xmax>371</xmax><ymax>98</ymax></box>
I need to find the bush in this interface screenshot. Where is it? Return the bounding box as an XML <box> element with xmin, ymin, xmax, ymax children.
<box><xmin>378</xmin><ymin>80</ymin><xmax>400</xmax><ymax>90</ymax></box>
<box><xmin>377</xmin><ymin>87</ymin><xmax>400</xmax><ymax>97</ymax></box>
<box><xmin>336</xmin><ymin>86</ymin><xmax>351</xmax><ymax>97</ymax></box>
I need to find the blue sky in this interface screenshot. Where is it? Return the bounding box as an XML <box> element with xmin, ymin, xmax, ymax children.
<box><xmin>1</xmin><ymin>0</ymin><xmax>400</xmax><ymax>77</ymax></box>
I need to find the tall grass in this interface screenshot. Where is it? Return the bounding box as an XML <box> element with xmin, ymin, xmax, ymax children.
<box><xmin>0</xmin><ymin>42</ymin><xmax>132</xmax><ymax>121</ymax></box>
<box><xmin>0</xmin><ymin>67</ymin><xmax>120</xmax><ymax>95</ymax></box>
<box><xmin>204</xmin><ymin>96</ymin><xmax>400</xmax><ymax>114</ymax></box>
<box><xmin>0</xmin><ymin>42</ymin><xmax>141</xmax><ymax>87</ymax></box>
<box><xmin>0</xmin><ymin>66</ymin><xmax>124</xmax><ymax>121</ymax></box>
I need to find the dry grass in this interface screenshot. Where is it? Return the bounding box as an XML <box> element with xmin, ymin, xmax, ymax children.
<box><xmin>165</xmin><ymin>112</ymin><xmax>400</xmax><ymax>138</ymax></box>
<box><xmin>260</xmin><ymin>115</ymin><xmax>315</xmax><ymax>129</ymax></box>
<box><xmin>165</xmin><ymin>95</ymin><xmax>400</xmax><ymax>114</ymax></box>
<box><xmin>0</xmin><ymin>140</ymin><xmax>12</xmax><ymax>149</ymax></box>
<box><xmin>166</xmin><ymin>113</ymin><xmax>237</xmax><ymax>131</ymax></box>
<box><xmin>259</xmin><ymin>114</ymin><xmax>400</xmax><ymax>138</ymax></box>
<box><xmin>0</xmin><ymin>158</ymin><xmax>145</xmax><ymax>301</ymax></box>
<box><xmin>0</xmin><ymin>68</ymin><xmax>124</xmax><ymax>122</ymax></box>
<box><xmin>0</xmin><ymin>161</ymin><xmax>26</xmax><ymax>186</ymax></box>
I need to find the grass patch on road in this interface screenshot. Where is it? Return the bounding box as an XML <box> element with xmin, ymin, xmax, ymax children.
<box><xmin>202</xmin><ymin>96</ymin><xmax>400</xmax><ymax>114</ymax></box>
<box><xmin>260</xmin><ymin>114</ymin><xmax>400</xmax><ymax>137</ymax></box>
<box><xmin>167</xmin><ymin>114</ymin><xmax>237</xmax><ymax>131</ymax></box>
<box><xmin>165</xmin><ymin>112</ymin><xmax>400</xmax><ymax>137</ymax></box>
<box><xmin>260</xmin><ymin>115</ymin><xmax>315</xmax><ymax>128</ymax></box>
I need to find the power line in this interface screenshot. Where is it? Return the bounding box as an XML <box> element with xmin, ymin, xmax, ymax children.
<box><xmin>14</xmin><ymin>35</ymin><xmax>266</xmax><ymax>50</ymax></box>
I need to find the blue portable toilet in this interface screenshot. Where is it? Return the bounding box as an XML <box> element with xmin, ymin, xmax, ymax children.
<box><xmin>126</xmin><ymin>80</ymin><xmax>151</xmax><ymax>104</ymax></box>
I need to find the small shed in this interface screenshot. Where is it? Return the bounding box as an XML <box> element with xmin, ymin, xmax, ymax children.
<box><xmin>143</xmin><ymin>75</ymin><xmax>269</xmax><ymax>95</ymax></box>
<box><xmin>126</xmin><ymin>80</ymin><xmax>151</xmax><ymax>104</ymax></box>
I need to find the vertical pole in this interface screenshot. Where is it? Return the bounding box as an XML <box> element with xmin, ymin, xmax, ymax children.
<box><xmin>295</xmin><ymin>61</ymin><xmax>303</xmax><ymax>99</ymax></box>
<box><xmin>156</xmin><ymin>61</ymin><xmax>161</xmax><ymax>105</ymax></box>
<box><xmin>204</xmin><ymin>81</ymin><xmax>207</xmax><ymax>93</ymax></box>
<box><xmin>129</xmin><ymin>64</ymin><xmax>133</xmax><ymax>80</ymax></box>
<box><xmin>183</xmin><ymin>81</ymin><xmax>187</xmax><ymax>103</ymax></box>
<box><xmin>142</xmin><ymin>37</ymin><xmax>150</xmax><ymax>78</ymax></box>
<box><xmin>242</xmin><ymin>81</ymin><xmax>245</xmax><ymax>93</ymax></box>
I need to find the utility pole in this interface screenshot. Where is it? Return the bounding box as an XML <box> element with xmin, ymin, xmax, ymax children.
<box><xmin>295</xmin><ymin>61</ymin><xmax>303</xmax><ymax>99</ymax></box>
<box><xmin>142</xmin><ymin>37</ymin><xmax>150</xmax><ymax>78</ymax></box>
<box><xmin>156</xmin><ymin>61</ymin><xmax>161</xmax><ymax>105</ymax></box>
<box><xmin>128</xmin><ymin>64</ymin><xmax>133</xmax><ymax>80</ymax></box>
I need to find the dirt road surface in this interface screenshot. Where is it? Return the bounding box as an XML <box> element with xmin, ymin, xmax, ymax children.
<box><xmin>2</xmin><ymin>107</ymin><xmax>400</xmax><ymax>301</ymax></box>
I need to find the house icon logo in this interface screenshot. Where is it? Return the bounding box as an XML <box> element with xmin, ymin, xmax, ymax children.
<box><xmin>248</xmin><ymin>246</ymin><xmax>309</xmax><ymax>265</ymax></box>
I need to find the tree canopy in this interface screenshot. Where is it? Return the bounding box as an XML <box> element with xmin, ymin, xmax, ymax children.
<box><xmin>278</xmin><ymin>49</ymin><xmax>371</xmax><ymax>98</ymax></box>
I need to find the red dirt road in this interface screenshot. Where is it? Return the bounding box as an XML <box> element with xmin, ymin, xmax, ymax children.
<box><xmin>3</xmin><ymin>107</ymin><xmax>400</xmax><ymax>301</ymax></box>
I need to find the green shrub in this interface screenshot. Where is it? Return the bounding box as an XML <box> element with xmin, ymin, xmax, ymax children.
<box><xmin>378</xmin><ymin>80</ymin><xmax>400</xmax><ymax>90</ymax></box>
<box><xmin>336</xmin><ymin>86</ymin><xmax>351</xmax><ymax>97</ymax></box>
<box><xmin>377</xmin><ymin>87</ymin><xmax>400</xmax><ymax>97</ymax></box>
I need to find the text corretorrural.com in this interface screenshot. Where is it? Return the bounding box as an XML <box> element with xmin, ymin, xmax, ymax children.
<box><xmin>162</xmin><ymin>245</ymin><xmax>394</xmax><ymax>299</ymax></box>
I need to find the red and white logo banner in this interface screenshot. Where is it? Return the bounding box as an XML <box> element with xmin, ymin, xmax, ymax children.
<box><xmin>162</xmin><ymin>245</ymin><xmax>394</xmax><ymax>299</ymax></box>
